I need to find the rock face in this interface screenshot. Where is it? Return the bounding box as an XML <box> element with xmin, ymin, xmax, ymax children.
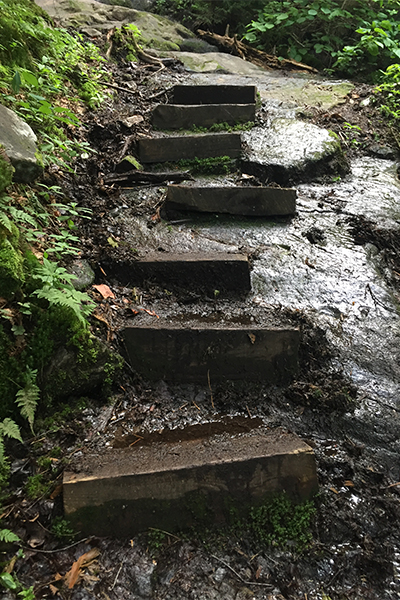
<box><xmin>242</xmin><ymin>118</ymin><xmax>349</xmax><ymax>185</ymax></box>
<box><xmin>34</xmin><ymin>0</ymin><xmax>194</xmax><ymax>50</ymax></box>
<box><xmin>0</xmin><ymin>105</ymin><xmax>41</xmax><ymax>183</ymax></box>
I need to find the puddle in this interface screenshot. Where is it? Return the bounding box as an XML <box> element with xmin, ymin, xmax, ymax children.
<box><xmin>113</xmin><ymin>415</ymin><xmax>263</xmax><ymax>448</ymax></box>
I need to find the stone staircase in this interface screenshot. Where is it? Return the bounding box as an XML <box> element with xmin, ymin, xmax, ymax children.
<box><xmin>63</xmin><ymin>84</ymin><xmax>318</xmax><ymax>536</ymax></box>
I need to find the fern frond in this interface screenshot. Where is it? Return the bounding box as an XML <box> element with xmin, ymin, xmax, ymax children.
<box><xmin>0</xmin><ymin>418</ymin><xmax>22</xmax><ymax>443</ymax></box>
<box><xmin>8</xmin><ymin>207</ymin><xmax>37</xmax><ymax>228</ymax></box>
<box><xmin>15</xmin><ymin>382</ymin><xmax>39</xmax><ymax>433</ymax></box>
<box><xmin>0</xmin><ymin>211</ymin><xmax>12</xmax><ymax>233</ymax></box>
<box><xmin>33</xmin><ymin>285</ymin><xmax>94</xmax><ymax>321</ymax></box>
<box><xmin>0</xmin><ymin>529</ymin><xmax>21</xmax><ymax>543</ymax></box>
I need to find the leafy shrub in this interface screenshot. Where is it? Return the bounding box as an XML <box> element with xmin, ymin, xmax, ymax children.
<box><xmin>244</xmin><ymin>0</ymin><xmax>400</xmax><ymax>77</ymax></box>
<box><xmin>375</xmin><ymin>63</ymin><xmax>400</xmax><ymax>119</ymax></box>
<box><xmin>154</xmin><ymin>0</ymin><xmax>264</xmax><ymax>35</ymax></box>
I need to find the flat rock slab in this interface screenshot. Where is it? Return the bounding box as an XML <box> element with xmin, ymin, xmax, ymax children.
<box><xmin>102</xmin><ymin>252</ymin><xmax>251</xmax><ymax>292</ymax></box>
<box><xmin>166</xmin><ymin>185</ymin><xmax>296</xmax><ymax>216</ymax></box>
<box><xmin>242</xmin><ymin>118</ymin><xmax>349</xmax><ymax>185</ymax></box>
<box><xmin>172</xmin><ymin>84</ymin><xmax>257</xmax><ymax>105</ymax></box>
<box><xmin>0</xmin><ymin>104</ymin><xmax>41</xmax><ymax>183</ymax></box>
<box><xmin>152</xmin><ymin>103</ymin><xmax>255</xmax><ymax>130</ymax></box>
<box><xmin>138</xmin><ymin>133</ymin><xmax>242</xmax><ymax>163</ymax></box>
<box><xmin>160</xmin><ymin>51</ymin><xmax>266</xmax><ymax>75</ymax></box>
<box><xmin>123</xmin><ymin>324</ymin><xmax>299</xmax><ymax>383</ymax></box>
<box><xmin>64</xmin><ymin>425</ymin><xmax>318</xmax><ymax>536</ymax></box>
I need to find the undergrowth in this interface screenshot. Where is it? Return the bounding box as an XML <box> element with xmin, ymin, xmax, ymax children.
<box><xmin>153</xmin><ymin>155</ymin><xmax>237</xmax><ymax>175</ymax></box>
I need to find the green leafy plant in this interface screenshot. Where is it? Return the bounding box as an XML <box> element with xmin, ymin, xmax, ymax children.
<box><xmin>0</xmin><ymin>418</ymin><xmax>22</xmax><ymax>474</ymax></box>
<box><xmin>15</xmin><ymin>367</ymin><xmax>39</xmax><ymax>433</ymax></box>
<box><xmin>31</xmin><ymin>258</ymin><xmax>94</xmax><ymax>323</ymax></box>
<box><xmin>51</xmin><ymin>516</ymin><xmax>76</xmax><ymax>540</ymax></box>
<box><xmin>249</xmin><ymin>493</ymin><xmax>316</xmax><ymax>550</ymax></box>
<box><xmin>0</xmin><ymin>529</ymin><xmax>21</xmax><ymax>544</ymax></box>
<box><xmin>244</xmin><ymin>0</ymin><xmax>400</xmax><ymax>76</ymax></box>
<box><xmin>375</xmin><ymin>62</ymin><xmax>400</xmax><ymax>120</ymax></box>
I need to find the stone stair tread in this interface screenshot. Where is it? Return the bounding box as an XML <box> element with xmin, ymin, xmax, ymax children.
<box><xmin>151</xmin><ymin>103</ymin><xmax>255</xmax><ymax>130</ymax></box>
<box><xmin>172</xmin><ymin>84</ymin><xmax>257</xmax><ymax>105</ymax></box>
<box><xmin>101</xmin><ymin>252</ymin><xmax>251</xmax><ymax>292</ymax></box>
<box><xmin>138</xmin><ymin>132</ymin><xmax>242</xmax><ymax>163</ymax></box>
<box><xmin>123</xmin><ymin>324</ymin><xmax>300</xmax><ymax>384</ymax></box>
<box><xmin>63</xmin><ymin>425</ymin><xmax>318</xmax><ymax>536</ymax></box>
<box><xmin>166</xmin><ymin>185</ymin><xmax>296</xmax><ymax>216</ymax></box>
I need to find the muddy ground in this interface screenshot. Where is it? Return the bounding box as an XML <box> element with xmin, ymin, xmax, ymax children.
<box><xmin>4</xmin><ymin>39</ymin><xmax>400</xmax><ymax>600</ymax></box>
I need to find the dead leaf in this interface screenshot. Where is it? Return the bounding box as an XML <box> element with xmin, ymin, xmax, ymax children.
<box><xmin>92</xmin><ymin>284</ymin><xmax>115</xmax><ymax>299</ymax></box>
<box><xmin>4</xmin><ymin>555</ymin><xmax>17</xmax><ymax>574</ymax></box>
<box><xmin>107</xmin><ymin>236</ymin><xmax>119</xmax><ymax>248</ymax></box>
<box><xmin>248</xmin><ymin>333</ymin><xmax>256</xmax><ymax>344</ymax></box>
<box><xmin>49</xmin><ymin>584</ymin><xmax>59</xmax><ymax>595</ymax></box>
<box><xmin>124</xmin><ymin>115</ymin><xmax>144</xmax><ymax>126</ymax></box>
<box><xmin>255</xmin><ymin>565</ymin><xmax>262</xmax><ymax>580</ymax></box>
<box><xmin>50</xmin><ymin>484</ymin><xmax>63</xmax><ymax>499</ymax></box>
<box><xmin>65</xmin><ymin>548</ymin><xmax>100</xmax><ymax>589</ymax></box>
<box><xmin>344</xmin><ymin>480</ymin><xmax>354</xmax><ymax>487</ymax></box>
<box><xmin>329</xmin><ymin>487</ymin><xmax>339</xmax><ymax>494</ymax></box>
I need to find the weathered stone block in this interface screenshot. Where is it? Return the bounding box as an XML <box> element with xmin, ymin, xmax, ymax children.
<box><xmin>64</xmin><ymin>426</ymin><xmax>318</xmax><ymax>537</ymax></box>
<box><xmin>138</xmin><ymin>133</ymin><xmax>242</xmax><ymax>163</ymax></box>
<box><xmin>102</xmin><ymin>252</ymin><xmax>251</xmax><ymax>292</ymax></box>
<box><xmin>152</xmin><ymin>104</ymin><xmax>255</xmax><ymax>130</ymax></box>
<box><xmin>172</xmin><ymin>85</ymin><xmax>257</xmax><ymax>105</ymax></box>
<box><xmin>123</xmin><ymin>324</ymin><xmax>299</xmax><ymax>384</ymax></box>
<box><xmin>166</xmin><ymin>185</ymin><xmax>296</xmax><ymax>216</ymax></box>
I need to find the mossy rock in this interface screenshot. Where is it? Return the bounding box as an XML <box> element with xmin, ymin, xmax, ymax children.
<box><xmin>0</xmin><ymin>224</ymin><xmax>24</xmax><ymax>300</ymax></box>
<box><xmin>0</xmin><ymin>147</ymin><xmax>14</xmax><ymax>192</ymax></box>
<box><xmin>42</xmin><ymin>337</ymin><xmax>123</xmax><ymax>402</ymax></box>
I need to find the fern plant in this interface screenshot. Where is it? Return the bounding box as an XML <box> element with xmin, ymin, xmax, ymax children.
<box><xmin>32</xmin><ymin>257</ymin><xmax>94</xmax><ymax>322</ymax></box>
<box><xmin>15</xmin><ymin>367</ymin><xmax>39</xmax><ymax>433</ymax></box>
<box><xmin>0</xmin><ymin>418</ymin><xmax>22</xmax><ymax>480</ymax></box>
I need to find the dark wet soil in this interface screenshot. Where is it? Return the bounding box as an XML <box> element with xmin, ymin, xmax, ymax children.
<box><xmin>4</xmin><ymin>37</ymin><xmax>400</xmax><ymax>600</ymax></box>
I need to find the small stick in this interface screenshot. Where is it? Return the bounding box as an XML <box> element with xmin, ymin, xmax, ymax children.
<box><xmin>112</xmin><ymin>562</ymin><xmax>124</xmax><ymax>590</ymax></box>
<box><xmin>21</xmin><ymin>538</ymin><xmax>89</xmax><ymax>554</ymax></box>
<box><xmin>246</xmin><ymin>404</ymin><xmax>252</xmax><ymax>418</ymax></box>
<box><xmin>192</xmin><ymin>401</ymin><xmax>201</xmax><ymax>411</ymax></box>
<box><xmin>210</xmin><ymin>554</ymin><xmax>273</xmax><ymax>588</ymax></box>
<box><xmin>148</xmin><ymin>527</ymin><xmax>182</xmax><ymax>541</ymax></box>
<box><xmin>97</xmin><ymin>80</ymin><xmax>137</xmax><ymax>95</ymax></box>
<box><xmin>207</xmin><ymin>370</ymin><xmax>215</xmax><ymax>410</ymax></box>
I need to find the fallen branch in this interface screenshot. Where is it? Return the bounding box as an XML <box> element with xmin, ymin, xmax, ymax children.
<box><xmin>97</xmin><ymin>80</ymin><xmax>138</xmax><ymax>95</ymax></box>
<box><xmin>130</xmin><ymin>36</ymin><xmax>165</xmax><ymax>70</ymax></box>
<box><xmin>197</xmin><ymin>29</ymin><xmax>318</xmax><ymax>73</ymax></box>
<box><xmin>104</xmin><ymin>170</ymin><xmax>194</xmax><ymax>185</ymax></box>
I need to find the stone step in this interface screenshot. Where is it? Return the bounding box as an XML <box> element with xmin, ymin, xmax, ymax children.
<box><xmin>63</xmin><ymin>422</ymin><xmax>318</xmax><ymax>537</ymax></box>
<box><xmin>102</xmin><ymin>252</ymin><xmax>251</xmax><ymax>292</ymax></box>
<box><xmin>166</xmin><ymin>185</ymin><xmax>297</xmax><ymax>216</ymax></box>
<box><xmin>138</xmin><ymin>132</ymin><xmax>242</xmax><ymax>163</ymax></box>
<box><xmin>172</xmin><ymin>84</ymin><xmax>257</xmax><ymax>105</ymax></box>
<box><xmin>123</xmin><ymin>323</ymin><xmax>300</xmax><ymax>384</ymax></box>
<box><xmin>151</xmin><ymin>103</ymin><xmax>255</xmax><ymax>130</ymax></box>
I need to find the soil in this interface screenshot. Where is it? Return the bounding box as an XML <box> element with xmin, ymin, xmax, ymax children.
<box><xmin>4</xmin><ymin>33</ymin><xmax>400</xmax><ymax>600</ymax></box>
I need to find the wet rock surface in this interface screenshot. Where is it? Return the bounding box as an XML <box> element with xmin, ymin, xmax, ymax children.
<box><xmin>242</xmin><ymin>119</ymin><xmax>349</xmax><ymax>185</ymax></box>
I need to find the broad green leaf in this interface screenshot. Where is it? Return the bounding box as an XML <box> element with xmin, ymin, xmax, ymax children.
<box><xmin>23</xmin><ymin>71</ymin><xmax>39</xmax><ymax>87</ymax></box>
<box><xmin>11</xmin><ymin>71</ymin><xmax>21</xmax><ymax>94</ymax></box>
